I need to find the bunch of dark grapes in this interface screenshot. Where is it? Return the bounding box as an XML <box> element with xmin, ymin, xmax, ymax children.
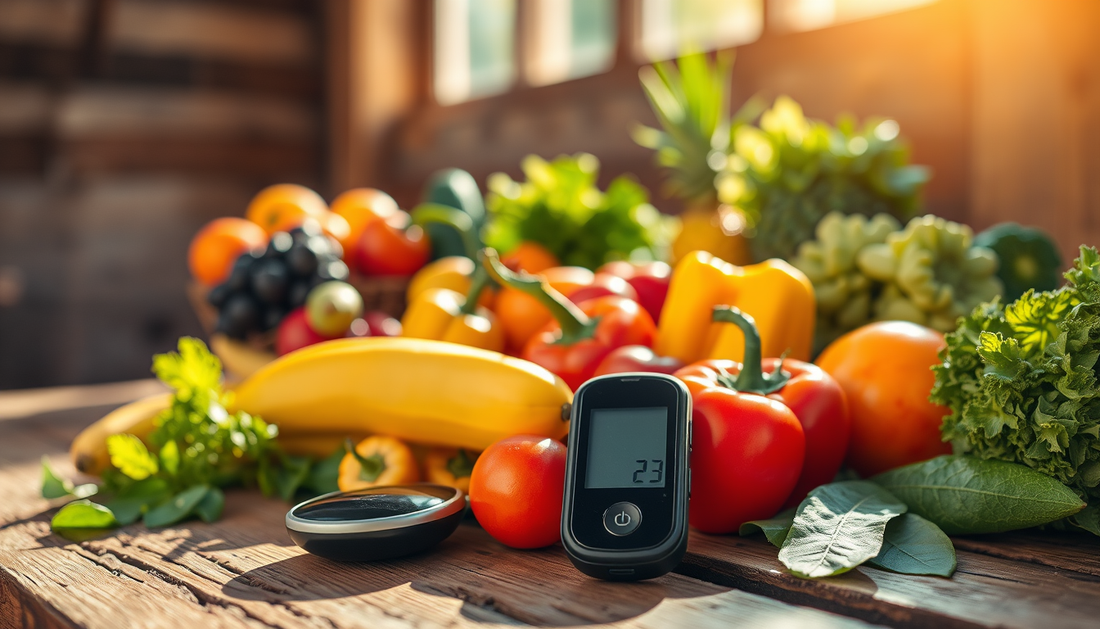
<box><xmin>207</xmin><ymin>222</ymin><xmax>349</xmax><ymax>340</ymax></box>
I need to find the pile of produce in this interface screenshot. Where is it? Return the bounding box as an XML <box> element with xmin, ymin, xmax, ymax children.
<box><xmin>484</xmin><ymin>153</ymin><xmax>676</xmax><ymax>269</ymax></box>
<box><xmin>792</xmin><ymin>212</ymin><xmax>1005</xmax><ymax>352</ymax></box>
<box><xmin>718</xmin><ymin>96</ymin><xmax>930</xmax><ymax>263</ymax></box>
<box><xmin>40</xmin><ymin>87</ymin><xmax>1096</xmax><ymax>588</ymax></box>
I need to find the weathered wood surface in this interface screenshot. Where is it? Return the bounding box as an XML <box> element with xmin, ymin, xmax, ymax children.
<box><xmin>1</xmin><ymin>383</ymin><xmax>1099</xmax><ymax>629</ymax></box>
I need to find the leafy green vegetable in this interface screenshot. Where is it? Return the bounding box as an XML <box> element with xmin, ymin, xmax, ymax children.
<box><xmin>45</xmin><ymin>337</ymin><xmax>333</xmax><ymax>536</ymax></box>
<box><xmin>716</xmin><ymin>96</ymin><xmax>930</xmax><ymax>262</ymax></box>
<box><xmin>52</xmin><ymin>500</ymin><xmax>117</xmax><ymax>529</ymax></box>
<box><xmin>867</xmin><ymin>513</ymin><xmax>956</xmax><ymax>577</ymax></box>
<box><xmin>101</xmin><ymin>478</ymin><xmax>171</xmax><ymax>525</ymax></box>
<box><xmin>1069</xmin><ymin>504</ymin><xmax>1100</xmax><ymax>536</ymax></box>
<box><xmin>41</xmin><ymin>458</ymin><xmax>97</xmax><ymax>500</ymax></box>
<box><xmin>144</xmin><ymin>485</ymin><xmax>210</xmax><ymax>528</ymax></box>
<box><xmin>778</xmin><ymin>481</ymin><xmax>907</xmax><ymax>578</ymax></box>
<box><xmin>932</xmin><ymin>246</ymin><xmax>1100</xmax><ymax>504</ymax></box>
<box><xmin>739</xmin><ymin>510</ymin><xmax>795</xmax><ymax>547</ymax></box>
<box><xmin>873</xmin><ymin>455</ymin><xmax>1085</xmax><ymax>534</ymax></box>
<box><xmin>484</xmin><ymin>154</ymin><xmax>675</xmax><ymax>269</ymax></box>
<box><xmin>974</xmin><ymin>222</ymin><xmax>1063</xmax><ymax>301</ymax></box>
<box><xmin>107</xmin><ymin>434</ymin><xmax>158</xmax><ymax>480</ymax></box>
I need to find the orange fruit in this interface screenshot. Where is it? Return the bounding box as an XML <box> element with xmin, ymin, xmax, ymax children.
<box><xmin>501</xmin><ymin>241</ymin><xmax>560</xmax><ymax>274</ymax></box>
<box><xmin>188</xmin><ymin>217</ymin><xmax>267</xmax><ymax>285</ymax></box>
<box><xmin>246</xmin><ymin>184</ymin><xmax>328</xmax><ymax>235</ymax></box>
<box><xmin>330</xmin><ymin>188</ymin><xmax>399</xmax><ymax>255</ymax></box>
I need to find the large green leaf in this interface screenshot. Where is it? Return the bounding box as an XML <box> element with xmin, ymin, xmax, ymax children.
<box><xmin>143</xmin><ymin>485</ymin><xmax>210</xmax><ymax>528</ymax></box>
<box><xmin>867</xmin><ymin>513</ymin><xmax>956</xmax><ymax>577</ymax></box>
<box><xmin>52</xmin><ymin>500</ymin><xmax>117</xmax><ymax>530</ymax></box>
<box><xmin>873</xmin><ymin>455</ymin><xmax>1085</xmax><ymax>534</ymax></box>
<box><xmin>778</xmin><ymin>481</ymin><xmax>907</xmax><ymax>578</ymax></box>
<box><xmin>739</xmin><ymin>510</ymin><xmax>795</xmax><ymax>547</ymax></box>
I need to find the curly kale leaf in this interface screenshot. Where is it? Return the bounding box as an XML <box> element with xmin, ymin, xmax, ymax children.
<box><xmin>933</xmin><ymin>246</ymin><xmax>1100</xmax><ymax>502</ymax></box>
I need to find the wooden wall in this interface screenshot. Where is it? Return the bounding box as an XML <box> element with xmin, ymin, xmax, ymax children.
<box><xmin>0</xmin><ymin>0</ymin><xmax>324</xmax><ymax>388</ymax></box>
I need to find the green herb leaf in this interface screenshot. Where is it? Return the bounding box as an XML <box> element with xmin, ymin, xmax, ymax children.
<box><xmin>52</xmin><ymin>500</ymin><xmax>117</xmax><ymax>529</ymax></box>
<box><xmin>778</xmin><ymin>481</ymin><xmax>907</xmax><ymax>578</ymax></box>
<box><xmin>107</xmin><ymin>434</ymin><xmax>158</xmax><ymax>480</ymax></box>
<box><xmin>41</xmin><ymin>457</ymin><xmax>98</xmax><ymax>500</ymax></box>
<box><xmin>143</xmin><ymin>485</ymin><xmax>210</xmax><ymax>528</ymax></box>
<box><xmin>102</xmin><ymin>478</ymin><xmax>171</xmax><ymax>525</ymax></box>
<box><xmin>739</xmin><ymin>510</ymin><xmax>795</xmax><ymax>547</ymax></box>
<box><xmin>272</xmin><ymin>455</ymin><xmax>312</xmax><ymax>502</ymax></box>
<box><xmin>873</xmin><ymin>455</ymin><xmax>1086</xmax><ymax>534</ymax></box>
<box><xmin>303</xmin><ymin>447</ymin><xmax>345</xmax><ymax>495</ymax></box>
<box><xmin>194</xmin><ymin>487</ymin><xmax>225</xmax><ymax>523</ymax></box>
<box><xmin>866</xmin><ymin>513</ymin><xmax>956</xmax><ymax>577</ymax></box>
<box><xmin>1068</xmin><ymin>504</ymin><xmax>1100</xmax><ymax>537</ymax></box>
<box><xmin>159</xmin><ymin>439</ymin><xmax>180</xmax><ymax>476</ymax></box>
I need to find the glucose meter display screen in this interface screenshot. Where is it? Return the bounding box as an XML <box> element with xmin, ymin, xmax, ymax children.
<box><xmin>584</xmin><ymin>407</ymin><xmax>668</xmax><ymax>489</ymax></box>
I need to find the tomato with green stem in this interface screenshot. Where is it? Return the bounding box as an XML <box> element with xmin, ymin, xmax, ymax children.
<box><xmin>483</xmin><ymin>249</ymin><xmax>656</xmax><ymax>390</ymax></box>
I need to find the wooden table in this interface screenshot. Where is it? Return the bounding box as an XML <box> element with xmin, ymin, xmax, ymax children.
<box><xmin>2</xmin><ymin>381</ymin><xmax>1099</xmax><ymax>629</ymax></box>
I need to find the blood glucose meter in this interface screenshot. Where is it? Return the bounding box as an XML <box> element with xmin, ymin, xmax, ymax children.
<box><xmin>561</xmin><ymin>373</ymin><xmax>691</xmax><ymax>581</ymax></box>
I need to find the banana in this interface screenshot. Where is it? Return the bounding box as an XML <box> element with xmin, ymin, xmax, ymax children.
<box><xmin>232</xmin><ymin>337</ymin><xmax>573</xmax><ymax>451</ymax></box>
<box><xmin>210</xmin><ymin>334</ymin><xmax>276</xmax><ymax>382</ymax></box>
<box><xmin>70</xmin><ymin>393</ymin><xmax>170</xmax><ymax>475</ymax></box>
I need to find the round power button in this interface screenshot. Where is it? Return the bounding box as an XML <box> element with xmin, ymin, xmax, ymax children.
<box><xmin>603</xmin><ymin>502</ymin><xmax>642</xmax><ymax>536</ymax></box>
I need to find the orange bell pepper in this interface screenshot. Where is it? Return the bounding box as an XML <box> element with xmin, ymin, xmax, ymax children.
<box><xmin>400</xmin><ymin>266</ymin><xmax>505</xmax><ymax>352</ymax></box>
<box><xmin>655</xmin><ymin>250</ymin><xmax>815</xmax><ymax>364</ymax></box>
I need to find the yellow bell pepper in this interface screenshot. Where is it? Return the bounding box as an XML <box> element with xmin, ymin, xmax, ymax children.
<box><xmin>401</xmin><ymin>267</ymin><xmax>505</xmax><ymax>352</ymax></box>
<box><xmin>407</xmin><ymin>256</ymin><xmax>476</xmax><ymax>303</ymax></box>
<box><xmin>655</xmin><ymin>250</ymin><xmax>815</xmax><ymax>364</ymax></box>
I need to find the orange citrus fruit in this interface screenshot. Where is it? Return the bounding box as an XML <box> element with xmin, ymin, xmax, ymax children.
<box><xmin>246</xmin><ymin>184</ymin><xmax>328</xmax><ymax>235</ymax></box>
<box><xmin>330</xmin><ymin>188</ymin><xmax>399</xmax><ymax>255</ymax></box>
<box><xmin>501</xmin><ymin>241</ymin><xmax>560</xmax><ymax>274</ymax></box>
<box><xmin>188</xmin><ymin>217</ymin><xmax>267</xmax><ymax>285</ymax></box>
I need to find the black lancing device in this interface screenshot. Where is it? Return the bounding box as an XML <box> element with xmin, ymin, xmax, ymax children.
<box><xmin>561</xmin><ymin>373</ymin><xmax>692</xmax><ymax>581</ymax></box>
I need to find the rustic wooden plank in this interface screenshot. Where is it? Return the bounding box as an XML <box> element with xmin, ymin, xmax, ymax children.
<box><xmin>0</xmin><ymin>379</ymin><xmax>164</xmax><ymax>421</ymax></box>
<box><xmin>681</xmin><ymin>530</ymin><xmax>1100</xmax><ymax>629</ymax></box>
<box><xmin>0</xmin><ymin>400</ymin><xmax>878</xmax><ymax>629</ymax></box>
<box><xmin>950</xmin><ymin>531</ymin><xmax>1100</xmax><ymax>577</ymax></box>
<box><xmin>109</xmin><ymin>0</ymin><xmax>316</xmax><ymax>66</ymax></box>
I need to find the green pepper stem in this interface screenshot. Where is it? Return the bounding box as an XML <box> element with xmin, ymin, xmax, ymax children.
<box><xmin>345</xmin><ymin>438</ymin><xmax>386</xmax><ymax>483</ymax></box>
<box><xmin>711</xmin><ymin>306</ymin><xmax>790</xmax><ymax>395</ymax></box>
<box><xmin>481</xmin><ymin>248</ymin><xmax>597</xmax><ymax>343</ymax></box>
<box><xmin>458</xmin><ymin>265</ymin><xmax>492</xmax><ymax>316</ymax></box>
<box><xmin>410</xmin><ymin>203</ymin><xmax>482</xmax><ymax>260</ymax></box>
<box><xmin>446</xmin><ymin>449</ymin><xmax>478</xmax><ymax>479</ymax></box>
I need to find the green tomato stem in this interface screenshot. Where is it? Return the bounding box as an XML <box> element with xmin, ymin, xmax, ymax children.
<box><xmin>711</xmin><ymin>306</ymin><xmax>790</xmax><ymax>395</ymax></box>
<box><xmin>481</xmin><ymin>249</ymin><xmax>598</xmax><ymax>344</ymax></box>
<box><xmin>410</xmin><ymin>204</ymin><xmax>481</xmax><ymax>260</ymax></box>
<box><xmin>345</xmin><ymin>439</ymin><xmax>386</xmax><ymax>483</ymax></box>
<box><xmin>446</xmin><ymin>449</ymin><xmax>478</xmax><ymax>479</ymax></box>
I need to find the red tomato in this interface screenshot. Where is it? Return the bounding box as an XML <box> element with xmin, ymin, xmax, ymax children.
<box><xmin>597</xmin><ymin>261</ymin><xmax>671</xmax><ymax>324</ymax></box>
<box><xmin>593</xmin><ymin>345</ymin><xmax>684</xmax><ymax>377</ymax></box>
<box><xmin>358</xmin><ymin>211</ymin><xmax>431</xmax><ymax>276</ymax></box>
<box><xmin>276</xmin><ymin>308</ymin><xmax>333</xmax><ymax>356</ymax></box>
<box><xmin>566</xmin><ymin>274</ymin><xmax>638</xmax><ymax>305</ymax></box>
<box><xmin>676</xmin><ymin>363</ymin><xmax>806</xmax><ymax>533</ymax></box>
<box><xmin>469</xmin><ymin>435</ymin><xmax>567</xmax><ymax>549</ymax></box>
<box><xmin>816</xmin><ymin>321</ymin><xmax>951</xmax><ymax>477</ymax></box>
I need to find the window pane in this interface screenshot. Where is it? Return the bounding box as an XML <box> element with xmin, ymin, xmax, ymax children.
<box><xmin>640</xmin><ymin>0</ymin><xmax>763</xmax><ymax>61</ymax></box>
<box><xmin>769</xmin><ymin>0</ymin><xmax>938</xmax><ymax>33</ymax></box>
<box><xmin>527</xmin><ymin>0</ymin><xmax>616</xmax><ymax>87</ymax></box>
<box><xmin>434</xmin><ymin>0</ymin><xmax>516</xmax><ymax>105</ymax></box>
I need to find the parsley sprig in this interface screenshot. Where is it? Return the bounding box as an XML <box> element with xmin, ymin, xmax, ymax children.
<box><xmin>44</xmin><ymin>338</ymin><xmax>341</xmax><ymax>536</ymax></box>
